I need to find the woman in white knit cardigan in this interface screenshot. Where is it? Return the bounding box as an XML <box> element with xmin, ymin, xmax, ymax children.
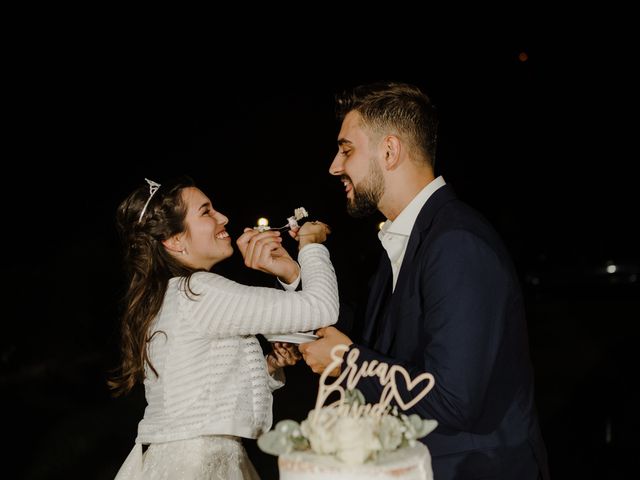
<box><xmin>110</xmin><ymin>176</ymin><xmax>339</xmax><ymax>479</ymax></box>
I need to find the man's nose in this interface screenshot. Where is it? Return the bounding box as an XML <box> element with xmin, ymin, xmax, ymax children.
<box><xmin>329</xmin><ymin>154</ymin><xmax>343</xmax><ymax>176</ymax></box>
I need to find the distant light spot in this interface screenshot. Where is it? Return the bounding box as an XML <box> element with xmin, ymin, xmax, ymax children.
<box><xmin>518</xmin><ymin>51</ymin><xmax>529</xmax><ymax>62</ymax></box>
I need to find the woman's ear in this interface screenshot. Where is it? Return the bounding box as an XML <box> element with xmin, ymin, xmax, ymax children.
<box><xmin>162</xmin><ymin>235</ymin><xmax>183</xmax><ymax>253</ymax></box>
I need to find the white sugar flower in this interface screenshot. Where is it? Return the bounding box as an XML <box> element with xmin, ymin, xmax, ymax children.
<box><xmin>333</xmin><ymin>416</ymin><xmax>381</xmax><ymax>465</ymax></box>
<box><xmin>378</xmin><ymin>415</ymin><xmax>404</xmax><ymax>451</ymax></box>
<box><xmin>300</xmin><ymin>408</ymin><xmax>338</xmax><ymax>455</ymax></box>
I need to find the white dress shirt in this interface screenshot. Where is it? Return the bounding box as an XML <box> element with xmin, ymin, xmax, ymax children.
<box><xmin>378</xmin><ymin>176</ymin><xmax>446</xmax><ymax>290</ymax></box>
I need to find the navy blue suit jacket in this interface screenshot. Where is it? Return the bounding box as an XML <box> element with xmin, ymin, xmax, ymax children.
<box><xmin>348</xmin><ymin>185</ymin><xmax>550</xmax><ymax>480</ymax></box>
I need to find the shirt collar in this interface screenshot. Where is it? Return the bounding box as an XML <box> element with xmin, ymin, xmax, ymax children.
<box><xmin>380</xmin><ymin>176</ymin><xmax>446</xmax><ymax>238</ymax></box>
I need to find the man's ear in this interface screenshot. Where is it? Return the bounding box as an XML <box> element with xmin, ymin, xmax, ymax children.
<box><xmin>383</xmin><ymin>135</ymin><xmax>401</xmax><ymax>170</ymax></box>
<box><xmin>162</xmin><ymin>235</ymin><xmax>183</xmax><ymax>253</ymax></box>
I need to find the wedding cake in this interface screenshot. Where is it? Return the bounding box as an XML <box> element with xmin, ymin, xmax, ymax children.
<box><xmin>278</xmin><ymin>443</ymin><xmax>432</xmax><ymax>480</ymax></box>
<box><xmin>258</xmin><ymin>345</ymin><xmax>437</xmax><ymax>480</ymax></box>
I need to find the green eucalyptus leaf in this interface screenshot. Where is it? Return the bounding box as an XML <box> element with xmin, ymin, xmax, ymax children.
<box><xmin>344</xmin><ymin>388</ymin><xmax>365</xmax><ymax>406</ymax></box>
<box><xmin>257</xmin><ymin>430</ymin><xmax>294</xmax><ymax>456</ymax></box>
<box><xmin>275</xmin><ymin>419</ymin><xmax>302</xmax><ymax>436</ymax></box>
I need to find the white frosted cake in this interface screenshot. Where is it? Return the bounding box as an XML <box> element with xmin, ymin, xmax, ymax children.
<box><xmin>278</xmin><ymin>443</ymin><xmax>432</xmax><ymax>480</ymax></box>
<box><xmin>259</xmin><ymin>345</ymin><xmax>438</xmax><ymax>480</ymax></box>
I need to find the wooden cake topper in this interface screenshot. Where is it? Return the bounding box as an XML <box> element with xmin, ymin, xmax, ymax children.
<box><xmin>312</xmin><ymin>344</ymin><xmax>435</xmax><ymax>424</ymax></box>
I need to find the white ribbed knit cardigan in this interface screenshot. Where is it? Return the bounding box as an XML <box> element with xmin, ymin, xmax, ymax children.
<box><xmin>135</xmin><ymin>243</ymin><xmax>338</xmax><ymax>444</ymax></box>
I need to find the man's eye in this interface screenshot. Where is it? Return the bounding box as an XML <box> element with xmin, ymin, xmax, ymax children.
<box><xmin>340</xmin><ymin>150</ymin><xmax>350</xmax><ymax>157</ymax></box>
<box><xmin>202</xmin><ymin>209</ymin><xmax>211</xmax><ymax>216</ymax></box>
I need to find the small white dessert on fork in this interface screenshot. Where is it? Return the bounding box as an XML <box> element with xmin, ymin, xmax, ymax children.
<box><xmin>254</xmin><ymin>207</ymin><xmax>309</xmax><ymax>232</ymax></box>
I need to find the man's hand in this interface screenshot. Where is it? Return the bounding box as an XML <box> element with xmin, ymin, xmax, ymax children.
<box><xmin>236</xmin><ymin>228</ymin><xmax>300</xmax><ymax>283</ymax></box>
<box><xmin>290</xmin><ymin>221</ymin><xmax>331</xmax><ymax>249</ymax></box>
<box><xmin>298</xmin><ymin>326</ymin><xmax>352</xmax><ymax>376</ymax></box>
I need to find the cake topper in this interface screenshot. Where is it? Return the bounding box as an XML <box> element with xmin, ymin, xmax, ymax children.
<box><xmin>313</xmin><ymin>344</ymin><xmax>436</xmax><ymax>421</ymax></box>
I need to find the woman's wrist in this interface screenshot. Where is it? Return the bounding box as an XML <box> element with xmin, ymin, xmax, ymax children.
<box><xmin>277</xmin><ymin>261</ymin><xmax>300</xmax><ymax>284</ymax></box>
<box><xmin>266</xmin><ymin>353</ymin><xmax>277</xmax><ymax>375</ymax></box>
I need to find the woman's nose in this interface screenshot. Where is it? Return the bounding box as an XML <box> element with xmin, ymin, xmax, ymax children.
<box><xmin>217</xmin><ymin>212</ymin><xmax>229</xmax><ymax>225</ymax></box>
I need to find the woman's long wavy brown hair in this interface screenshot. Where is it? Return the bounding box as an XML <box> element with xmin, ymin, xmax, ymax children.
<box><xmin>108</xmin><ymin>176</ymin><xmax>199</xmax><ymax>396</ymax></box>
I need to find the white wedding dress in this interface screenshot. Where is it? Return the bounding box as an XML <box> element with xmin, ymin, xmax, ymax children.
<box><xmin>114</xmin><ymin>435</ymin><xmax>260</xmax><ymax>480</ymax></box>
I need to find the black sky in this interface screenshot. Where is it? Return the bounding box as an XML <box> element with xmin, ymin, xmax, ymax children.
<box><xmin>11</xmin><ymin>30</ymin><xmax>637</xmax><ymax>270</ymax></box>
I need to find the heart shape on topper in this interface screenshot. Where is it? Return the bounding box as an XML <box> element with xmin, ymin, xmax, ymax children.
<box><xmin>391</xmin><ymin>367</ymin><xmax>435</xmax><ymax>410</ymax></box>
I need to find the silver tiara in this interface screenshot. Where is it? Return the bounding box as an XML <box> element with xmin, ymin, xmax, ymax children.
<box><xmin>138</xmin><ymin>178</ymin><xmax>161</xmax><ymax>223</ymax></box>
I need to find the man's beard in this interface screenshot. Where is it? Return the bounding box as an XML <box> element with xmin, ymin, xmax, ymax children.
<box><xmin>346</xmin><ymin>159</ymin><xmax>384</xmax><ymax>218</ymax></box>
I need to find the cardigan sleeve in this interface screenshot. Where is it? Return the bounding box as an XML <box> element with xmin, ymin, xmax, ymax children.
<box><xmin>183</xmin><ymin>243</ymin><xmax>339</xmax><ymax>338</ymax></box>
<box><xmin>266</xmin><ymin>360</ymin><xmax>286</xmax><ymax>392</ymax></box>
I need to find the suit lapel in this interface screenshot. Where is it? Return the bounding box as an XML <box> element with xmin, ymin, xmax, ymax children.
<box><xmin>375</xmin><ymin>230</ymin><xmax>422</xmax><ymax>352</ymax></box>
<box><xmin>374</xmin><ymin>184</ymin><xmax>458</xmax><ymax>353</ymax></box>
<box><xmin>363</xmin><ymin>253</ymin><xmax>392</xmax><ymax>344</ymax></box>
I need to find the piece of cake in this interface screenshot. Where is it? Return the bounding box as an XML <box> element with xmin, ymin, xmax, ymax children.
<box><xmin>258</xmin><ymin>345</ymin><xmax>437</xmax><ymax>480</ymax></box>
<box><xmin>286</xmin><ymin>207</ymin><xmax>309</xmax><ymax>230</ymax></box>
<box><xmin>254</xmin><ymin>207</ymin><xmax>309</xmax><ymax>232</ymax></box>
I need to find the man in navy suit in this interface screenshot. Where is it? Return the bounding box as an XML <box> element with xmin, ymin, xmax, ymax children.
<box><xmin>299</xmin><ymin>82</ymin><xmax>550</xmax><ymax>479</ymax></box>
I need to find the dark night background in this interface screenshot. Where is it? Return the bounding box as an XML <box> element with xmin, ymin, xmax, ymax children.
<box><xmin>2</xmin><ymin>18</ymin><xmax>638</xmax><ymax>480</ymax></box>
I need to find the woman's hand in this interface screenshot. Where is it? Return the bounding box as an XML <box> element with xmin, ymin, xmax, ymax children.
<box><xmin>236</xmin><ymin>228</ymin><xmax>300</xmax><ymax>283</ymax></box>
<box><xmin>266</xmin><ymin>342</ymin><xmax>302</xmax><ymax>375</ymax></box>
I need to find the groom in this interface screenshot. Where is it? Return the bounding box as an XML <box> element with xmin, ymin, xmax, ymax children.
<box><xmin>299</xmin><ymin>82</ymin><xmax>550</xmax><ymax>480</ymax></box>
